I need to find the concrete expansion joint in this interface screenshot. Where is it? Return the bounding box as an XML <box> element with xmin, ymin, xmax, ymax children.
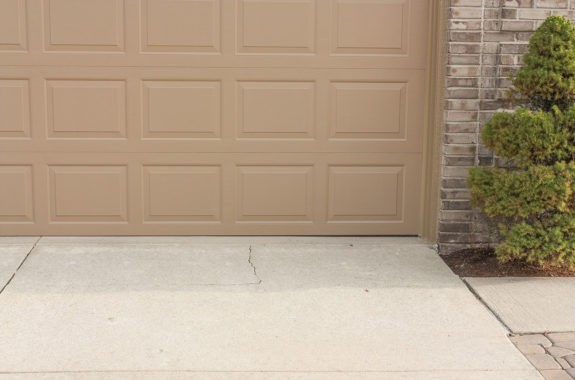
<box><xmin>462</xmin><ymin>278</ymin><xmax>512</xmax><ymax>334</ymax></box>
<box><xmin>248</xmin><ymin>245</ymin><xmax>262</xmax><ymax>285</ymax></box>
<box><xmin>0</xmin><ymin>236</ymin><xmax>41</xmax><ymax>295</ymax></box>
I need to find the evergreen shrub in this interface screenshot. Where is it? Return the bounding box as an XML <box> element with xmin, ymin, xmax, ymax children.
<box><xmin>468</xmin><ymin>15</ymin><xmax>575</xmax><ymax>269</ymax></box>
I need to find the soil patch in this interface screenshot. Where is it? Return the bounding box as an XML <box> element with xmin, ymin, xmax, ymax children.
<box><xmin>441</xmin><ymin>248</ymin><xmax>575</xmax><ymax>277</ymax></box>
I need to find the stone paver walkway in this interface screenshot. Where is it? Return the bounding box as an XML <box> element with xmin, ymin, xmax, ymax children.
<box><xmin>510</xmin><ymin>333</ymin><xmax>575</xmax><ymax>379</ymax></box>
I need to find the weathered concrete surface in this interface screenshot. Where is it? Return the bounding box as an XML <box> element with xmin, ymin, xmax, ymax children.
<box><xmin>0</xmin><ymin>371</ymin><xmax>542</xmax><ymax>380</ymax></box>
<box><xmin>0</xmin><ymin>238</ymin><xmax>540</xmax><ymax>379</ymax></box>
<box><xmin>0</xmin><ymin>237</ymin><xmax>38</xmax><ymax>289</ymax></box>
<box><xmin>466</xmin><ymin>277</ymin><xmax>575</xmax><ymax>333</ymax></box>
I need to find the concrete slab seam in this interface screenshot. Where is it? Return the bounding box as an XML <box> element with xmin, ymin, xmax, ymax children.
<box><xmin>462</xmin><ymin>278</ymin><xmax>512</xmax><ymax>334</ymax></box>
<box><xmin>0</xmin><ymin>236</ymin><xmax>41</xmax><ymax>295</ymax></box>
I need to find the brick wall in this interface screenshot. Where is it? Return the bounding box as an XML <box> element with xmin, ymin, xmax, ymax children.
<box><xmin>440</xmin><ymin>0</ymin><xmax>575</xmax><ymax>253</ymax></box>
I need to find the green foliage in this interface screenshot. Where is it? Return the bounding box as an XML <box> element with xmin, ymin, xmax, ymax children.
<box><xmin>498</xmin><ymin>214</ymin><xmax>575</xmax><ymax>268</ymax></box>
<box><xmin>468</xmin><ymin>16</ymin><xmax>575</xmax><ymax>270</ymax></box>
<box><xmin>481</xmin><ymin>106</ymin><xmax>575</xmax><ymax>165</ymax></box>
<box><xmin>468</xmin><ymin>163</ymin><xmax>575</xmax><ymax>221</ymax></box>
<box><xmin>511</xmin><ymin>15</ymin><xmax>575</xmax><ymax>110</ymax></box>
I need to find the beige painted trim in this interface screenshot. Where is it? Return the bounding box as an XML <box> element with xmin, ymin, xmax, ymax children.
<box><xmin>420</xmin><ymin>0</ymin><xmax>448</xmax><ymax>242</ymax></box>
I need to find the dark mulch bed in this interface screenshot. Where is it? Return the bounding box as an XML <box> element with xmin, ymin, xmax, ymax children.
<box><xmin>441</xmin><ymin>248</ymin><xmax>575</xmax><ymax>277</ymax></box>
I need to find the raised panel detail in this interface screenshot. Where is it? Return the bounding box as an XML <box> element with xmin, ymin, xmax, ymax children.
<box><xmin>0</xmin><ymin>0</ymin><xmax>27</xmax><ymax>51</ymax></box>
<box><xmin>331</xmin><ymin>82</ymin><xmax>406</xmax><ymax>139</ymax></box>
<box><xmin>238</xmin><ymin>0</ymin><xmax>315</xmax><ymax>53</ymax></box>
<box><xmin>142</xmin><ymin>0</ymin><xmax>220</xmax><ymax>53</ymax></box>
<box><xmin>238</xmin><ymin>81</ymin><xmax>314</xmax><ymax>139</ymax></box>
<box><xmin>49</xmin><ymin>166</ymin><xmax>127</xmax><ymax>222</ymax></box>
<box><xmin>328</xmin><ymin>166</ymin><xmax>403</xmax><ymax>222</ymax></box>
<box><xmin>332</xmin><ymin>0</ymin><xmax>408</xmax><ymax>55</ymax></box>
<box><xmin>46</xmin><ymin>80</ymin><xmax>126</xmax><ymax>139</ymax></box>
<box><xmin>0</xmin><ymin>80</ymin><xmax>30</xmax><ymax>138</ymax></box>
<box><xmin>143</xmin><ymin>166</ymin><xmax>221</xmax><ymax>222</ymax></box>
<box><xmin>44</xmin><ymin>0</ymin><xmax>124</xmax><ymax>51</ymax></box>
<box><xmin>143</xmin><ymin>81</ymin><xmax>220</xmax><ymax>139</ymax></box>
<box><xmin>237</xmin><ymin>166</ymin><xmax>313</xmax><ymax>222</ymax></box>
<box><xmin>0</xmin><ymin>166</ymin><xmax>33</xmax><ymax>223</ymax></box>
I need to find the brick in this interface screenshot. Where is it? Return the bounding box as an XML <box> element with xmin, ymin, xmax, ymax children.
<box><xmin>548</xmin><ymin>333</ymin><xmax>575</xmax><ymax>343</ymax></box>
<box><xmin>448</xmin><ymin>65</ymin><xmax>481</xmax><ymax>77</ymax></box>
<box><xmin>439</xmin><ymin>211</ymin><xmax>473</xmax><ymax>222</ymax></box>
<box><xmin>535</xmin><ymin>0</ymin><xmax>568</xmax><ymax>8</ymax></box>
<box><xmin>449</xmin><ymin>43</ymin><xmax>482</xmax><ymax>54</ymax></box>
<box><xmin>555</xmin><ymin>357</ymin><xmax>571</xmax><ymax>369</ymax></box>
<box><xmin>439</xmin><ymin>222</ymin><xmax>472</xmax><ymax>233</ymax></box>
<box><xmin>442</xmin><ymin>200</ymin><xmax>472</xmax><ymax>210</ymax></box>
<box><xmin>446</xmin><ymin>77</ymin><xmax>479</xmax><ymax>87</ymax></box>
<box><xmin>449</xmin><ymin>20</ymin><xmax>483</xmax><ymax>30</ymax></box>
<box><xmin>510</xmin><ymin>334</ymin><xmax>553</xmax><ymax>348</ymax></box>
<box><xmin>547</xmin><ymin>346</ymin><xmax>575</xmax><ymax>358</ymax></box>
<box><xmin>442</xmin><ymin>178</ymin><xmax>470</xmax><ymax>188</ymax></box>
<box><xmin>451</xmin><ymin>0</ymin><xmax>483</xmax><ymax>6</ymax></box>
<box><xmin>445</xmin><ymin>123</ymin><xmax>478</xmax><ymax>133</ymax></box>
<box><xmin>445</xmin><ymin>110</ymin><xmax>478</xmax><ymax>122</ymax></box>
<box><xmin>450</xmin><ymin>31</ymin><xmax>482</xmax><ymax>42</ymax></box>
<box><xmin>439</xmin><ymin>232</ymin><xmax>474</xmax><ymax>243</ymax></box>
<box><xmin>524</xmin><ymin>354</ymin><xmax>562</xmax><ymax>370</ymax></box>
<box><xmin>515</xmin><ymin>343</ymin><xmax>546</xmax><ymax>354</ymax></box>
<box><xmin>501</xmin><ymin>8</ymin><xmax>518</xmax><ymax>19</ymax></box>
<box><xmin>451</xmin><ymin>7</ymin><xmax>483</xmax><ymax>19</ymax></box>
<box><xmin>518</xmin><ymin>8</ymin><xmax>553</xmax><ymax>19</ymax></box>
<box><xmin>449</xmin><ymin>55</ymin><xmax>481</xmax><ymax>65</ymax></box>
<box><xmin>539</xmin><ymin>370</ymin><xmax>572</xmax><ymax>380</ymax></box>
<box><xmin>555</xmin><ymin>341</ymin><xmax>575</xmax><ymax>351</ymax></box>
<box><xmin>565</xmin><ymin>355</ymin><xmax>575</xmax><ymax>367</ymax></box>
<box><xmin>501</xmin><ymin>20</ymin><xmax>535</xmax><ymax>31</ymax></box>
<box><xmin>441</xmin><ymin>190</ymin><xmax>472</xmax><ymax>200</ymax></box>
<box><xmin>444</xmin><ymin>145</ymin><xmax>477</xmax><ymax>155</ymax></box>
<box><xmin>444</xmin><ymin>156</ymin><xmax>475</xmax><ymax>166</ymax></box>
<box><xmin>446</xmin><ymin>99</ymin><xmax>480</xmax><ymax>110</ymax></box>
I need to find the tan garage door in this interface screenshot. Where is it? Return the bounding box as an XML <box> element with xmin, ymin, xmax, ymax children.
<box><xmin>0</xmin><ymin>0</ymin><xmax>429</xmax><ymax>236</ymax></box>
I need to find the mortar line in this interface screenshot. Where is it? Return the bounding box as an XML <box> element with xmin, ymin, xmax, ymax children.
<box><xmin>0</xmin><ymin>236</ymin><xmax>41</xmax><ymax>295</ymax></box>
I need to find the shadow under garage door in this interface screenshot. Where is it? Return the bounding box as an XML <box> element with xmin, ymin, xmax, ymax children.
<box><xmin>0</xmin><ymin>0</ymin><xmax>430</xmax><ymax>236</ymax></box>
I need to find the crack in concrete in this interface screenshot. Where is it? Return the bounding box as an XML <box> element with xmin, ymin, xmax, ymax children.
<box><xmin>248</xmin><ymin>245</ymin><xmax>262</xmax><ymax>284</ymax></box>
<box><xmin>0</xmin><ymin>236</ymin><xmax>41</xmax><ymax>295</ymax></box>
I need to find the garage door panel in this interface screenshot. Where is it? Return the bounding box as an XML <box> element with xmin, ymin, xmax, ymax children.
<box><xmin>328</xmin><ymin>166</ymin><xmax>404</xmax><ymax>223</ymax></box>
<box><xmin>141</xmin><ymin>0</ymin><xmax>220</xmax><ymax>53</ymax></box>
<box><xmin>237</xmin><ymin>165</ymin><xmax>314</xmax><ymax>222</ymax></box>
<box><xmin>237</xmin><ymin>0</ymin><xmax>316</xmax><ymax>54</ymax></box>
<box><xmin>0</xmin><ymin>0</ymin><xmax>27</xmax><ymax>52</ymax></box>
<box><xmin>0</xmin><ymin>165</ymin><xmax>34</xmax><ymax>223</ymax></box>
<box><xmin>0</xmin><ymin>0</ymin><xmax>428</xmax><ymax>69</ymax></box>
<box><xmin>143</xmin><ymin>165</ymin><xmax>222</xmax><ymax>223</ymax></box>
<box><xmin>237</xmin><ymin>81</ymin><xmax>316</xmax><ymax>139</ymax></box>
<box><xmin>46</xmin><ymin>79</ymin><xmax>127</xmax><ymax>139</ymax></box>
<box><xmin>0</xmin><ymin>68</ymin><xmax>424</xmax><ymax>153</ymax></box>
<box><xmin>0</xmin><ymin>79</ymin><xmax>31</xmax><ymax>139</ymax></box>
<box><xmin>43</xmin><ymin>0</ymin><xmax>125</xmax><ymax>52</ymax></box>
<box><xmin>48</xmin><ymin>165</ymin><xmax>128</xmax><ymax>223</ymax></box>
<box><xmin>331</xmin><ymin>0</ymin><xmax>409</xmax><ymax>55</ymax></box>
<box><xmin>0</xmin><ymin>152</ymin><xmax>421</xmax><ymax>235</ymax></box>
<box><xmin>142</xmin><ymin>80</ymin><xmax>222</xmax><ymax>139</ymax></box>
<box><xmin>0</xmin><ymin>1</ymin><xmax>429</xmax><ymax>236</ymax></box>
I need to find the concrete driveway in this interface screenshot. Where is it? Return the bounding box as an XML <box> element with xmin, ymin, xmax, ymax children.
<box><xmin>0</xmin><ymin>237</ymin><xmax>540</xmax><ymax>379</ymax></box>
